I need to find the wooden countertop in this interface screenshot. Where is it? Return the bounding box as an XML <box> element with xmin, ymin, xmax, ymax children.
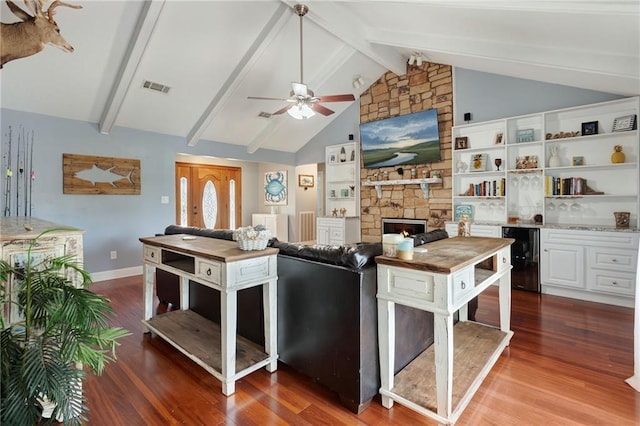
<box><xmin>375</xmin><ymin>236</ymin><xmax>514</xmax><ymax>274</ymax></box>
<box><xmin>139</xmin><ymin>234</ymin><xmax>278</xmax><ymax>263</ymax></box>
<box><xmin>0</xmin><ymin>217</ymin><xmax>83</xmax><ymax>241</ymax></box>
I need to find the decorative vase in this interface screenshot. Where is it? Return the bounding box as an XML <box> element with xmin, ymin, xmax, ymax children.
<box><xmin>611</xmin><ymin>145</ymin><xmax>626</xmax><ymax>163</ymax></box>
<box><xmin>614</xmin><ymin>211</ymin><xmax>630</xmax><ymax>228</ymax></box>
<box><xmin>339</xmin><ymin>147</ymin><xmax>346</xmax><ymax>162</ymax></box>
<box><xmin>548</xmin><ymin>145</ymin><xmax>561</xmax><ymax>167</ymax></box>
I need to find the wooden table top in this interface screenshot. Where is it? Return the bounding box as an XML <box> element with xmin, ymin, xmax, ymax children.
<box><xmin>1</xmin><ymin>217</ymin><xmax>83</xmax><ymax>241</ymax></box>
<box><xmin>375</xmin><ymin>236</ymin><xmax>514</xmax><ymax>274</ymax></box>
<box><xmin>139</xmin><ymin>234</ymin><xmax>279</xmax><ymax>263</ymax></box>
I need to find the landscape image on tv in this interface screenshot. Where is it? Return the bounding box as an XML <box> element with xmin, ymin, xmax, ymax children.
<box><xmin>360</xmin><ymin>109</ymin><xmax>440</xmax><ymax>168</ymax></box>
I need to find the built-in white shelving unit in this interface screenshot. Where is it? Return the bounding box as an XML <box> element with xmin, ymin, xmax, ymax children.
<box><xmin>452</xmin><ymin>97</ymin><xmax>640</xmax><ymax>228</ymax></box>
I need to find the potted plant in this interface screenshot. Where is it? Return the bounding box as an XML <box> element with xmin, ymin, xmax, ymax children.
<box><xmin>0</xmin><ymin>228</ymin><xmax>130</xmax><ymax>425</ymax></box>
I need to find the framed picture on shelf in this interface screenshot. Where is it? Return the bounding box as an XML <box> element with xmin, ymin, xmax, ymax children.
<box><xmin>612</xmin><ymin>114</ymin><xmax>637</xmax><ymax>132</ymax></box>
<box><xmin>572</xmin><ymin>156</ymin><xmax>584</xmax><ymax>166</ymax></box>
<box><xmin>454</xmin><ymin>204</ymin><xmax>473</xmax><ymax>221</ymax></box>
<box><xmin>494</xmin><ymin>131</ymin><xmax>504</xmax><ymax>144</ymax></box>
<box><xmin>470</xmin><ymin>153</ymin><xmax>487</xmax><ymax>172</ymax></box>
<box><xmin>581</xmin><ymin>121</ymin><xmax>598</xmax><ymax>135</ymax></box>
<box><xmin>298</xmin><ymin>174</ymin><xmax>314</xmax><ymax>188</ymax></box>
<box><xmin>516</xmin><ymin>128</ymin><xmax>534</xmax><ymax>143</ymax></box>
<box><xmin>455</xmin><ymin>136</ymin><xmax>468</xmax><ymax>150</ymax></box>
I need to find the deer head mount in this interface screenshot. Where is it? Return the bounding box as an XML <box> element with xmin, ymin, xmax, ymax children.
<box><xmin>0</xmin><ymin>0</ymin><xmax>82</xmax><ymax>69</ymax></box>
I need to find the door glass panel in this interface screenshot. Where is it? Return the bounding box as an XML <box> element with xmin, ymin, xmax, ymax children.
<box><xmin>229</xmin><ymin>179</ymin><xmax>236</xmax><ymax>229</ymax></box>
<box><xmin>180</xmin><ymin>177</ymin><xmax>188</xmax><ymax>226</ymax></box>
<box><xmin>202</xmin><ymin>180</ymin><xmax>217</xmax><ymax>229</ymax></box>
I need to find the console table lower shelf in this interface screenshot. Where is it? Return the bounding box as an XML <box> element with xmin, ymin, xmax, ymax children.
<box><xmin>381</xmin><ymin>321</ymin><xmax>512</xmax><ymax>419</ymax></box>
<box><xmin>143</xmin><ymin>310</ymin><xmax>274</xmax><ymax>382</ymax></box>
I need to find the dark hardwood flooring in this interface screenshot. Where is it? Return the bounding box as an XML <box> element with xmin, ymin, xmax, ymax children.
<box><xmin>82</xmin><ymin>276</ymin><xmax>640</xmax><ymax>425</ymax></box>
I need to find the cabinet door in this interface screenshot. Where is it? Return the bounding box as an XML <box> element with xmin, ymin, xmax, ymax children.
<box><xmin>471</xmin><ymin>225</ymin><xmax>501</xmax><ymax>238</ymax></box>
<box><xmin>317</xmin><ymin>226</ymin><xmax>329</xmax><ymax>245</ymax></box>
<box><xmin>541</xmin><ymin>242</ymin><xmax>584</xmax><ymax>289</ymax></box>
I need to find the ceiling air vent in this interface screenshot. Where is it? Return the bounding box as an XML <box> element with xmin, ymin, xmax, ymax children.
<box><xmin>258</xmin><ymin>112</ymin><xmax>272</xmax><ymax>118</ymax></box>
<box><xmin>142</xmin><ymin>80</ymin><xmax>171</xmax><ymax>94</ymax></box>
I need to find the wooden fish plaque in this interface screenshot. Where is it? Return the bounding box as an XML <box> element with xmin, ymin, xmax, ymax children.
<box><xmin>63</xmin><ymin>154</ymin><xmax>141</xmax><ymax>195</ymax></box>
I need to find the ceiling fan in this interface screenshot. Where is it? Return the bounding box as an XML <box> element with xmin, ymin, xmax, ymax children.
<box><xmin>248</xmin><ymin>3</ymin><xmax>355</xmax><ymax>120</ymax></box>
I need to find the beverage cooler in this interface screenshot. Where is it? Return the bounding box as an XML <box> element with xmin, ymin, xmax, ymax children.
<box><xmin>502</xmin><ymin>227</ymin><xmax>540</xmax><ymax>292</ymax></box>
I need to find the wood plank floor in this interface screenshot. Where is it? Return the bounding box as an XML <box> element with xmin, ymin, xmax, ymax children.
<box><xmin>82</xmin><ymin>276</ymin><xmax>640</xmax><ymax>425</ymax></box>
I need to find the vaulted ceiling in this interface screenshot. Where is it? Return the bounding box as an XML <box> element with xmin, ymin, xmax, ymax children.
<box><xmin>1</xmin><ymin>1</ymin><xmax>638</xmax><ymax>155</ymax></box>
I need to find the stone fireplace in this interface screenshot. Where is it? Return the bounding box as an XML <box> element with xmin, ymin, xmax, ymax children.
<box><xmin>359</xmin><ymin>61</ymin><xmax>453</xmax><ymax>243</ymax></box>
<box><xmin>382</xmin><ymin>218</ymin><xmax>427</xmax><ymax>236</ymax></box>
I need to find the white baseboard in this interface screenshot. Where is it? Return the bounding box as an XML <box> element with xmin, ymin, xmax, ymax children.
<box><xmin>626</xmin><ymin>376</ymin><xmax>640</xmax><ymax>392</ymax></box>
<box><xmin>91</xmin><ymin>266</ymin><xmax>142</xmax><ymax>283</ymax></box>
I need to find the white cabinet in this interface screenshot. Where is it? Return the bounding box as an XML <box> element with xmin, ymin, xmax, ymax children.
<box><xmin>252</xmin><ymin>213</ymin><xmax>288</xmax><ymax>241</ymax></box>
<box><xmin>540</xmin><ymin>228</ymin><xmax>639</xmax><ymax>307</ymax></box>
<box><xmin>316</xmin><ymin>217</ymin><xmax>360</xmax><ymax>245</ymax></box>
<box><xmin>452</xmin><ymin>97</ymin><xmax>640</xmax><ymax>228</ymax></box>
<box><xmin>540</xmin><ymin>239</ymin><xmax>584</xmax><ymax>290</ymax></box>
<box><xmin>325</xmin><ymin>142</ymin><xmax>359</xmax><ymax>218</ymax></box>
<box><xmin>1</xmin><ymin>217</ymin><xmax>84</xmax><ymax>325</ymax></box>
<box><xmin>445</xmin><ymin>223</ymin><xmax>502</xmax><ymax>238</ymax></box>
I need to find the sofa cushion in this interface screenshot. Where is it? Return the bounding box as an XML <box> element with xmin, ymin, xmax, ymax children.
<box><xmin>411</xmin><ymin>229</ymin><xmax>449</xmax><ymax>246</ymax></box>
<box><xmin>271</xmin><ymin>240</ymin><xmax>382</xmax><ymax>271</ymax></box>
<box><xmin>164</xmin><ymin>225</ymin><xmax>235</xmax><ymax>240</ymax></box>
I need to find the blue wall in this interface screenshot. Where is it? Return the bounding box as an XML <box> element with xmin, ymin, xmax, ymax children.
<box><xmin>0</xmin><ymin>109</ymin><xmax>294</xmax><ymax>275</ymax></box>
<box><xmin>452</xmin><ymin>68</ymin><xmax>623</xmax><ymax>125</ymax></box>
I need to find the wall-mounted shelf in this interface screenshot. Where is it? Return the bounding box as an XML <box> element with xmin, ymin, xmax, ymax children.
<box><xmin>362</xmin><ymin>178</ymin><xmax>442</xmax><ymax>198</ymax></box>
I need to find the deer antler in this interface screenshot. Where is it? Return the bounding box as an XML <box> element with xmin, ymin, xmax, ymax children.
<box><xmin>46</xmin><ymin>0</ymin><xmax>82</xmax><ymax>23</ymax></box>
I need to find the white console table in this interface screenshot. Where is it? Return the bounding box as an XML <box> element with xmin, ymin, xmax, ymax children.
<box><xmin>139</xmin><ymin>234</ymin><xmax>278</xmax><ymax>395</ymax></box>
<box><xmin>376</xmin><ymin>236</ymin><xmax>514</xmax><ymax>424</ymax></box>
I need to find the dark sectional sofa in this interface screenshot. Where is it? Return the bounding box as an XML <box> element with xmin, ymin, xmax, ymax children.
<box><xmin>154</xmin><ymin>225</ymin><xmax>478</xmax><ymax>413</ymax></box>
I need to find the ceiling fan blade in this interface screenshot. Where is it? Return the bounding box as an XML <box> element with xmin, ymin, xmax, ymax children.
<box><xmin>248</xmin><ymin>96</ymin><xmax>291</xmax><ymax>101</ymax></box>
<box><xmin>316</xmin><ymin>94</ymin><xmax>356</xmax><ymax>103</ymax></box>
<box><xmin>272</xmin><ymin>104</ymin><xmax>294</xmax><ymax>115</ymax></box>
<box><xmin>292</xmin><ymin>82</ymin><xmax>308</xmax><ymax>97</ymax></box>
<box><xmin>312</xmin><ymin>103</ymin><xmax>334</xmax><ymax>116</ymax></box>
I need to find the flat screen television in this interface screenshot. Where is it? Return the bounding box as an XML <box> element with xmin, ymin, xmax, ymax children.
<box><xmin>359</xmin><ymin>108</ymin><xmax>440</xmax><ymax>168</ymax></box>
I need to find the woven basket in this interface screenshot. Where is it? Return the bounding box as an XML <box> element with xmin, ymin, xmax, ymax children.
<box><xmin>238</xmin><ymin>238</ymin><xmax>269</xmax><ymax>251</ymax></box>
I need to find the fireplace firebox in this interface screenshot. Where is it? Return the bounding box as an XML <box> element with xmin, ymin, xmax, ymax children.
<box><xmin>382</xmin><ymin>218</ymin><xmax>427</xmax><ymax>236</ymax></box>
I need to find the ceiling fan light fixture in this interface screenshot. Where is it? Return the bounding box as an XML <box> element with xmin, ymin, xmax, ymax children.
<box><xmin>287</xmin><ymin>103</ymin><xmax>315</xmax><ymax>119</ymax></box>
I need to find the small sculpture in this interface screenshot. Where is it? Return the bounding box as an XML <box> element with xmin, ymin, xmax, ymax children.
<box><xmin>611</xmin><ymin>145</ymin><xmax>626</xmax><ymax>163</ymax></box>
<box><xmin>331</xmin><ymin>208</ymin><xmax>338</xmax><ymax>217</ymax></box>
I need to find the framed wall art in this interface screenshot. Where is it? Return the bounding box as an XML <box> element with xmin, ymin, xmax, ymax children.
<box><xmin>298</xmin><ymin>174</ymin><xmax>314</xmax><ymax>188</ymax></box>
<box><xmin>63</xmin><ymin>153</ymin><xmax>141</xmax><ymax>195</ymax></box>
<box><xmin>612</xmin><ymin>114</ymin><xmax>637</xmax><ymax>132</ymax></box>
<box><xmin>455</xmin><ymin>136</ymin><xmax>468</xmax><ymax>150</ymax></box>
<box><xmin>470</xmin><ymin>153</ymin><xmax>487</xmax><ymax>172</ymax></box>
<box><xmin>264</xmin><ymin>170</ymin><xmax>288</xmax><ymax>205</ymax></box>
<box><xmin>516</xmin><ymin>128</ymin><xmax>534</xmax><ymax>143</ymax></box>
<box><xmin>494</xmin><ymin>131</ymin><xmax>504</xmax><ymax>144</ymax></box>
<box><xmin>581</xmin><ymin>121</ymin><xmax>598</xmax><ymax>135</ymax></box>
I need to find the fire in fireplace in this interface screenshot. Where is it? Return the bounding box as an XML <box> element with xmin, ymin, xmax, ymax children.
<box><xmin>382</xmin><ymin>218</ymin><xmax>427</xmax><ymax>237</ymax></box>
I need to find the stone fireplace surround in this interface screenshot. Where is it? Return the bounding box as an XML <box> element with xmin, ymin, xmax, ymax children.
<box><xmin>359</xmin><ymin>61</ymin><xmax>453</xmax><ymax>243</ymax></box>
